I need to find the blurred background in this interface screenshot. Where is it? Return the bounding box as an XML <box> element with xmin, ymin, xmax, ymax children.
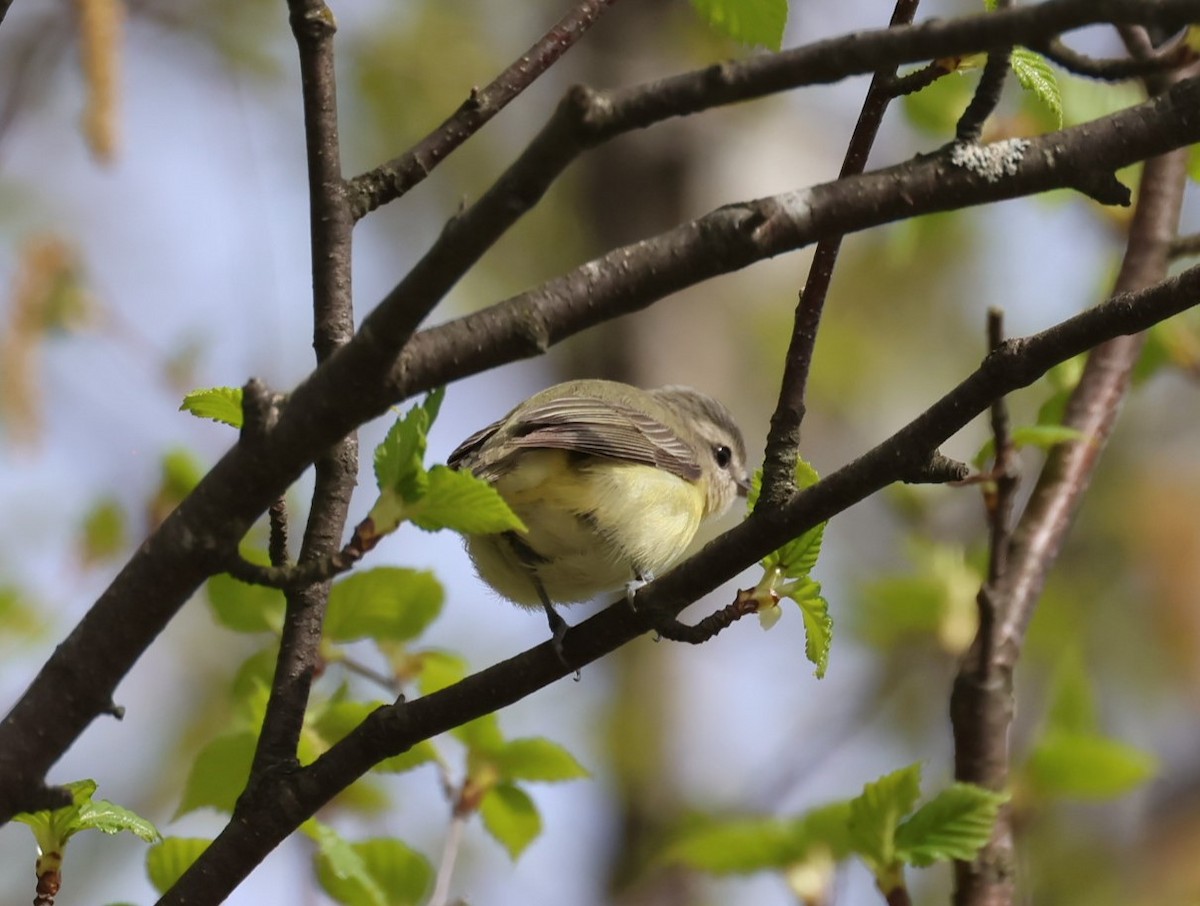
<box><xmin>1</xmin><ymin>0</ymin><xmax>1199</xmax><ymax>904</ymax></box>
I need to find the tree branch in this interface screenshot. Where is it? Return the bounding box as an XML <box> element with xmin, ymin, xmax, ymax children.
<box><xmin>156</xmin><ymin>261</ymin><xmax>1200</xmax><ymax>904</ymax></box>
<box><xmin>247</xmin><ymin>0</ymin><xmax>355</xmax><ymax>780</ymax></box>
<box><xmin>759</xmin><ymin>0</ymin><xmax>920</xmax><ymax>507</ymax></box>
<box><xmin>346</xmin><ymin>0</ymin><xmax>620</xmax><ymax>219</ymax></box>
<box><xmin>950</xmin><ymin>65</ymin><xmax>1192</xmax><ymax>906</ymax></box>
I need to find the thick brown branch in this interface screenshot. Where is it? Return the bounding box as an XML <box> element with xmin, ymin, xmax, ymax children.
<box><xmin>950</xmin><ymin>77</ymin><xmax>1191</xmax><ymax>906</ymax></box>
<box><xmin>247</xmin><ymin>0</ymin><xmax>355</xmax><ymax>780</ymax></box>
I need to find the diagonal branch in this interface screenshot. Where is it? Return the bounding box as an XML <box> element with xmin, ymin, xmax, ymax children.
<box><xmin>347</xmin><ymin>0</ymin><xmax>620</xmax><ymax>219</ymax></box>
<box><xmin>759</xmin><ymin>0</ymin><xmax>920</xmax><ymax>506</ymax></box>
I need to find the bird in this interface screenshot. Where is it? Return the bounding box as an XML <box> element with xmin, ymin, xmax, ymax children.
<box><xmin>448</xmin><ymin>379</ymin><xmax>749</xmax><ymax>649</ymax></box>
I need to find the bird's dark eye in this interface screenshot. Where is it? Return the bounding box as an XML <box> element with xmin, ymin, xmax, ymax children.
<box><xmin>714</xmin><ymin>445</ymin><xmax>733</xmax><ymax>469</ymax></box>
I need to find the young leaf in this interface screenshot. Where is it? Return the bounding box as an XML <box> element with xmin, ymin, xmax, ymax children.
<box><xmin>307</xmin><ymin>820</ymin><xmax>387</xmax><ymax>906</ymax></box>
<box><xmin>373</xmin><ymin>388</ymin><xmax>445</xmax><ymax>500</ymax></box>
<box><xmin>146</xmin><ymin>838</ymin><xmax>211</xmax><ymax>895</ymax></box>
<box><xmin>663</xmin><ymin>816</ymin><xmax>808</xmax><ymax>874</ymax></box>
<box><xmin>14</xmin><ymin>779</ymin><xmax>160</xmax><ymax>855</ymax></box>
<box><xmin>180</xmin><ymin>386</ymin><xmax>244</xmax><ymax>428</ymax></box>
<box><xmin>1010</xmin><ymin>48</ymin><xmax>1062</xmax><ymax>128</ymax></box>
<box><xmin>405</xmin><ymin>466</ymin><xmax>527</xmax><ymax>534</ymax></box>
<box><xmin>495</xmin><ymin>737</ymin><xmax>589</xmax><ymax>783</ymax></box>
<box><xmin>176</xmin><ymin>731</ymin><xmax>256</xmax><ymax>817</ymax></box>
<box><xmin>749</xmin><ymin>459</ymin><xmax>825</xmax><ymax>579</ymax></box>
<box><xmin>311</xmin><ymin>823</ymin><xmax>433</xmax><ymax>906</ymax></box>
<box><xmin>206</xmin><ymin>569</ymin><xmax>285</xmax><ymax>635</ymax></box>
<box><xmin>75</xmin><ymin>794</ymin><xmax>161</xmax><ymax>842</ymax></box>
<box><xmin>848</xmin><ymin>764</ymin><xmax>923</xmax><ymax>875</ymax></box>
<box><xmin>480</xmin><ymin>782</ymin><xmax>541</xmax><ymax>860</ymax></box>
<box><xmin>1024</xmin><ymin>731</ymin><xmax>1157</xmax><ymax>800</ymax></box>
<box><xmin>688</xmin><ymin>0</ymin><xmax>787</xmax><ymax>50</ymax></box>
<box><xmin>790</xmin><ymin>584</ymin><xmax>832</xmax><ymax>679</ymax></box>
<box><xmin>663</xmin><ymin>802</ymin><xmax>855</xmax><ymax>875</ymax></box>
<box><xmin>79</xmin><ymin>496</ymin><xmax>126</xmax><ymax>563</ymax></box>
<box><xmin>1044</xmin><ymin>647</ymin><xmax>1098</xmax><ymax>735</ymax></box>
<box><xmin>453</xmin><ymin>711</ymin><xmax>505</xmax><ymax>755</ymax></box>
<box><xmin>415</xmin><ymin>650</ymin><xmax>469</xmax><ymax>696</ymax></box>
<box><xmin>324</xmin><ymin>567</ymin><xmax>444</xmax><ymax>643</ymax></box>
<box><xmin>894</xmin><ymin>783</ymin><xmax>1008</xmax><ymax>867</ymax></box>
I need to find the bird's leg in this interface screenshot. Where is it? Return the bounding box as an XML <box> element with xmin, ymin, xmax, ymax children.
<box><xmin>624</xmin><ymin>570</ymin><xmax>654</xmax><ymax>608</ymax></box>
<box><xmin>505</xmin><ymin>534</ymin><xmax>574</xmax><ymax>671</ymax></box>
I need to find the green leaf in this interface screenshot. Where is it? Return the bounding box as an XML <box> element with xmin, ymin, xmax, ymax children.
<box><xmin>415</xmin><ymin>650</ymin><xmax>469</xmax><ymax>696</ymax></box>
<box><xmin>454</xmin><ymin>711</ymin><xmax>505</xmax><ymax>754</ymax></box>
<box><xmin>848</xmin><ymin>764</ymin><xmax>923</xmax><ymax>875</ymax></box>
<box><xmin>12</xmin><ymin>779</ymin><xmax>160</xmax><ymax>860</ymax></box>
<box><xmin>307</xmin><ymin>820</ymin><xmax>387</xmax><ymax>906</ymax></box>
<box><xmin>788</xmin><ymin>584</ymin><xmax>832</xmax><ymax>679</ymax></box>
<box><xmin>901</xmin><ymin>68</ymin><xmax>976</xmax><ymax>137</ymax></box>
<box><xmin>748</xmin><ymin>459</ymin><xmax>826</xmax><ymax>579</ymax></box>
<box><xmin>663</xmin><ymin>802</ymin><xmax>854</xmax><ymax>875</ymax></box>
<box><xmin>663</xmin><ymin>816</ymin><xmax>808</xmax><ymax>874</ymax></box>
<box><xmin>1044</xmin><ymin>648</ymin><xmax>1098</xmax><ymax>735</ymax></box>
<box><xmin>406</xmin><ymin>466</ymin><xmax>527</xmax><ymax>534</ymax></box>
<box><xmin>975</xmin><ymin>424</ymin><xmax>1086</xmax><ymax>467</ymax></box>
<box><xmin>76</xmin><ymin>796</ymin><xmax>161</xmax><ymax>842</ymax></box>
<box><xmin>1010</xmin><ymin>48</ymin><xmax>1062</xmax><ymax>128</ymax></box>
<box><xmin>894</xmin><ymin>784</ymin><xmax>1008</xmax><ymax>867</ymax></box>
<box><xmin>688</xmin><ymin>0</ymin><xmax>787</xmax><ymax>50</ymax></box>
<box><xmin>180</xmin><ymin>386</ymin><xmax>244</xmax><ymax>428</ymax></box>
<box><xmin>206</xmin><ymin>568</ymin><xmax>285</xmax><ymax>635</ymax></box>
<box><xmin>1188</xmin><ymin>144</ymin><xmax>1200</xmax><ymax>183</ymax></box>
<box><xmin>146</xmin><ymin>838</ymin><xmax>211</xmax><ymax>895</ymax></box>
<box><xmin>495</xmin><ymin>738</ymin><xmax>589</xmax><ymax>783</ymax></box>
<box><xmin>480</xmin><ymin>783</ymin><xmax>541</xmax><ymax>860</ymax></box>
<box><xmin>309</xmin><ymin>821</ymin><xmax>433</xmax><ymax>906</ymax></box>
<box><xmin>373</xmin><ymin>388</ymin><xmax>445</xmax><ymax>500</ymax></box>
<box><xmin>80</xmin><ymin>496</ymin><xmax>126</xmax><ymax>563</ymax></box>
<box><xmin>324</xmin><ymin>567</ymin><xmax>444</xmax><ymax>642</ymax></box>
<box><xmin>176</xmin><ymin>731</ymin><xmax>256</xmax><ymax>817</ymax></box>
<box><xmin>1024</xmin><ymin>731</ymin><xmax>1157</xmax><ymax>800</ymax></box>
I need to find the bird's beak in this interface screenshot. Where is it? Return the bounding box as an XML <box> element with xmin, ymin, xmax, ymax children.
<box><xmin>736</xmin><ymin>475</ymin><xmax>752</xmax><ymax>498</ymax></box>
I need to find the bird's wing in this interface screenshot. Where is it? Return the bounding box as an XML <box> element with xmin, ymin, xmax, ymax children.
<box><xmin>446</xmin><ymin>416</ymin><xmax>505</xmax><ymax>470</ymax></box>
<box><xmin>505</xmin><ymin>395</ymin><xmax>702</xmax><ymax>482</ymax></box>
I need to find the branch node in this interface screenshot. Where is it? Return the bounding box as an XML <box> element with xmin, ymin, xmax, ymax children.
<box><xmin>640</xmin><ymin>589</ymin><xmax>758</xmax><ymax>644</ymax></box>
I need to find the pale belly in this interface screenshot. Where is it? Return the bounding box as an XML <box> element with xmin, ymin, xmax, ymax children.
<box><xmin>465</xmin><ymin>450</ymin><xmax>704</xmax><ymax>606</ymax></box>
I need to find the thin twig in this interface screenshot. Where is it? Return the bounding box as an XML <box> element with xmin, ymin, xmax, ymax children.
<box><xmin>1036</xmin><ymin>33</ymin><xmax>1194</xmax><ymax>81</ymax></box>
<box><xmin>248</xmin><ymin>0</ymin><xmax>356</xmax><ymax>778</ymax></box>
<box><xmin>347</xmin><ymin>0</ymin><xmax>620</xmax><ymax>219</ymax></box>
<box><xmin>1169</xmin><ymin>231</ymin><xmax>1200</xmax><ymax>259</ymax></box>
<box><xmin>428</xmin><ymin>811</ymin><xmax>469</xmax><ymax>906</ymax></box>
<box><xmin>758</xmin><ymin>0</ymin><xmax>922</xmax><ymax>507</ymax></box>
<box><xmin>955</xmin><ymin>0</ymin><xmax>1014</xmax><ymax>142</ymax></box>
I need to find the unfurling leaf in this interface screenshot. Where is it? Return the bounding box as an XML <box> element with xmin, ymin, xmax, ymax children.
<box><xmin>180</xmin><ymin>386</ymin><xmax>244</xmax><ymax>428</ymax></box>
<box><xmin>480</xmin><ymin>783</ymin><xmax>541</xmax><ymax>859</ymax></box>
<box><xmin>894</xmin><ymin>784</ymin><xmax>1008</xmax><ymax>866</ymax></box>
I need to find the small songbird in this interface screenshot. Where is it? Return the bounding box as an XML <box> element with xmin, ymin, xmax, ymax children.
<box><xmin>448</xmin><ymin>379</ymin><xmax>750</xmax><ymax>645</ymax></box>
